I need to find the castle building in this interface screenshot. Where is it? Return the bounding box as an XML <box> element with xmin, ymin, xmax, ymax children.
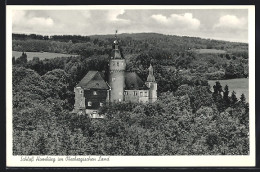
<box><xmin>73</xmin><ymin>34</ymin><xmax>157</xmax><ymax>118</ymax></box>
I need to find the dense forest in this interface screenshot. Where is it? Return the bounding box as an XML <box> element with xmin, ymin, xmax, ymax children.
<box><xmin>12</xmin><ymin>33</ymin><xmax>249</xmax><ymax>155</ymax></box>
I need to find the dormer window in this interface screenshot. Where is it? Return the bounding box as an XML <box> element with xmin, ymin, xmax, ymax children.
<box><xmin>93</xmin><ymin>91</ymin><xmax>97</xmax><ymax>95</ymax></box>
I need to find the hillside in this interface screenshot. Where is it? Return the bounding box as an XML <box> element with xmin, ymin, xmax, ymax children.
<box><xmin>12</xmin><ymin>33</ymin><xmax>249</xmax><ymax>80</ymax></box>
<box><xmin>13</xmin><ymin>32</ymin><xmax>248</xmax><ymax>54</ymax></box>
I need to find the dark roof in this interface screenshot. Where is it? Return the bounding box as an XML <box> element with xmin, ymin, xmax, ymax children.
<box><xmin>125</xmin><ymin>72</ymin><xmax>149</xmax><ymax>90</ymax></box>
<box><xmin>76</xmin><ymin>71</ymin><xmax>109</xmax><ymax>90</ymax></box>
<box><xmin>76</xmin><ymin>71</ymin><xmax>148</xmax><ymax>90</ymax></box>
<box><xmin>111</xmin><ymin>49</ymin><xmax>123</xmax><ymax>59</ymax></box>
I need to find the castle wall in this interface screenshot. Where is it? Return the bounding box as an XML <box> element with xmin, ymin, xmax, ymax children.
<box><xmin>124</xmin><ymin>90</ymin><xmax>149</xmax><ymax>103</ymax></box>
<box><xmin>73</xmin><ymin>87</ymin><xmax>85</xmax><ymax>112</ymax></box>
<box><xmin>146</xmin><ymin>82</ymin><xmax>158</xmax><ymax>103</ymax></box>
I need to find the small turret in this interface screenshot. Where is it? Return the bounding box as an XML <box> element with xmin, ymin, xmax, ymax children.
<box><xmin>145</xmin><ymin>64</ymin><xmax>157</xmax><ymax>103</ymax></box>
<box><xmin>147</xmin><ymin>64</ymin><xmax>155</xmax><ymax>82</ymax></box>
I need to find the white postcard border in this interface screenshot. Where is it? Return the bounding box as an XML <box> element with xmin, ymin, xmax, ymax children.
<box><xmin>6</xmin><ymin>5</ymin><xmax>256</xmax><ymax>167</ymax></box>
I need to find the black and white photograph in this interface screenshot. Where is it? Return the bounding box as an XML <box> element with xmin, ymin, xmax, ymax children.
<box><xmin>6</xmin><ymin>5</ymin><xmax>255</xmax><ymax>167</ymax></box>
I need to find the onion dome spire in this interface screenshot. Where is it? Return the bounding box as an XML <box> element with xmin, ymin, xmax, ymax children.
<box><xmin>147</xmin><ymin>64</ymin><xmax>155</xmax><ymax>82</ymax></box>
<box><xmin>111</xmin><ymin>30</ymin><xmax>123</xmax><ymax>59</ymax></box>
<box><xmin>114</xmin><ymin>30</ymin><xmax>119</xmax><ymax>50</ymax></box>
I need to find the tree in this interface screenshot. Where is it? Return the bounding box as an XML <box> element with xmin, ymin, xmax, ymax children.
<box><xmin>231</xmin><ymin>91</ymin><xmax>238</xmax><ymax>106</ymax></box>
<box><xmin>12</xmin><ymin>56</ymin><xmax>16</xmax><ymax>65</ymax></box>
<box><xmin>35</xmin><ymin>134</ymin><xmax>48</xmax><ymax>155</ymax></box>
<box><xmin>240</xmin><ymin>93</ymin><xmax>246</xmax><ymax>104</ymax></box>
<box><xmin>188</xmin><ymin>86</ymin><xmax>215</xmax><ymax>113</ymax></box>
<box><xmin>213</xmin><ymin>81</ymin><xmax>223</xmax><ymax>94</ymax></box>
<box><xmin>225</xmin><ymin>54</ymin><xmax>231</xmax><ymax>60</ymax></box>
<box><xmin>212</xmin><ymin>81</ymin><xmax>224</xmax><ymax>111</ymax></box>
<box><xmin>42</xmin><ymin>69</ymin><xmax>73</xmax><ymax>109</ymax></box>
<box><xmin>223</xmin><ymin>85</ymin><xmax>230</xmax><ymax>108</ymax></box>
<box><xmin>16</xmin><ymin>52</ymin><xmax>27</xmax><ymax>65</ymax></box>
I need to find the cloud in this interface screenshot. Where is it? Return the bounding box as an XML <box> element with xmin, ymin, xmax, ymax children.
<box><xmin>11</xmin><ymin>9</ymin><xmax>248</xmax><ymax>43</ymax></box>
<box><xmin>27</xmin><ymin>17</ymin><xmax>54</xmax><ymax>26</ymax></box>
<box><xmin>151</xmin><ymin>13</ymin><xmax>200</xmax><ymax>30</ymax></box>
<box><xmin>214</xmin><ymin>15</ymin><xmax>247</xmax><ymax>30</ymax></box>
<box><xmin>13</xmin><ymin>10</ymin><xmax>54</xmax><ymax>30</ymax></box>
<box><xmin>106</xmin><ymin>9</ymin><xmax>130</xmax><ymax>24</ymax></box>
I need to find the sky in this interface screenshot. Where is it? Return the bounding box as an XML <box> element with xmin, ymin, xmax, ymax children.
<box><xmin>12</xmin><ymin>9</ymin><xmax>248</xmax><ymax>43</ymax></box>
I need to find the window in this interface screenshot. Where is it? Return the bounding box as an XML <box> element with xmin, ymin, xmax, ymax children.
<box><xmin>113</xmin><ymin>62</ymin><xmax>115</xmax><ymax>66</ymax></box>
<box><xmin>144</xmin><ymin>92</ymin><xmax>147</xmax><ymax>96</ymax></box>
<box><xmin>117</xmin><ymin>62</ymin><xmax>119</xmax><ymax>66</ymax></box>
<box><xmin>88</xmin><ymin>101</ymin><xmax>92</xmax><ymax>106</ymax></box>
<box><xmin>124</xmin><ymin>91</ymin><xmax>128</xmax><ymax>95</ymax></box>
<box><xmin>134</xmin><ymin>91</ymin><xmax>137</xmax><ymax>96</ymax></box>
<box><xmin>93</xmin><ymin>91</ymin><xmax>97</xmax><ymax>95</ymax></box>
<box><xmin>79</xmin><ymin>90</ymin><xmax>83</xmax><ymax>94</ymax></box>
<box><xmin>100</xmin><ymin>102</ymin><xmax>103</xmax><ymax>107</ymax></box>
<box><xmin>140</xmin><ymin>92</ymin><xmax>143</xmax><ymax>96</ymax></box>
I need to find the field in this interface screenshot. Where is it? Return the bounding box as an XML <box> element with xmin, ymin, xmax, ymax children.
<box><xmin>191</xmin><ymin>49</ymin><xmax>226</xmax><ymax>54</ymax></box>
<box><xmin>12</xmin><ymin>51</ymin><xmax>78</xmax><ymax>61</ymax></box>
<box><xmin>208</xmin><ymin>78</ymin><xmax>249</xmax><ymax>102</ymax></box>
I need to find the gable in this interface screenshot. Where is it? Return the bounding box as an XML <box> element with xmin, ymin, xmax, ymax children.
<box><xmin>76</xmin><ymin>71</ymin><xmax>109</xmax><ymax>90</ymax></box>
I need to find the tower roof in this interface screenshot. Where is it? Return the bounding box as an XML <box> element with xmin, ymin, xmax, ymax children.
<box><xmin>147</xmin><ymin>64</ymin><xmax>156</xmax><ymax>82</ymax></box>
<box><xmin>111</xmin><ymin>30</ymin><xmax>124</xmax><ymax>59</ymax></box>
<box><xmin>111</xmin><ymin>49</ymin><xmax>123</xmax><ymax>59</ymax></box>
<box><xmin>76</xmin><ymin>71</ymin><xmax>109</xmax><ymax>90</ymax></box>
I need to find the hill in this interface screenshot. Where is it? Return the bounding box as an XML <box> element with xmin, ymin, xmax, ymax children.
<box><xmin>13</xmin><ymin>32</ymin><xmax>248</xmax><ymax>54</ymax></box>
<box><xmin>12</xmin><ymin>33</ymin><xmax>248</xmax><ymax>80</ymax></box>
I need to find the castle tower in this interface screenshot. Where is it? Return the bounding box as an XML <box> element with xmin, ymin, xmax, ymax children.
<box><xmin>145</xmin><ymin>64</ymin><xmax>157</xmax><ymax>103</ymax></box>
<box><xmin>108</xmin><ymin>31</ymin><xmax>126</xmax><ymax>102</ymax></box>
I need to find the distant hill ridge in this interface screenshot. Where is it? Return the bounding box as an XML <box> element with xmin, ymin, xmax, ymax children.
<box><xmin>12</xmin><ymin>32</ymin><xmax>248</xmax><ymax>60</ymax></box>
<box><xmin>13</xmin><ymin>32</ymin><xmax>247</xmax><ymax>44</ymax></box>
